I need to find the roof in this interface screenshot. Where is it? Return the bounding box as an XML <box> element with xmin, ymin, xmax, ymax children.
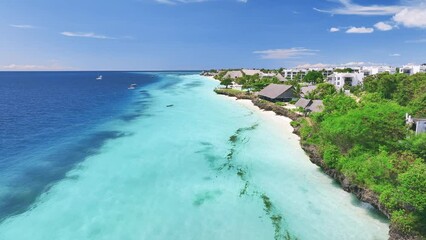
<box><xmin>307</xmin><ymin>100</ymin><xmax>324</xmax><ymax>113</ymax></box>
<box><xmin>275</xmin><ymin>73</ymin><xmax>286</xmax><ymax>81</ymax></box>
<box><xmin>413</xmin><ymin>118</ymin><xmax>426</xmax><ymax>122</ymax></box>
<box><xmin>224</xmin><ymin>70</ymin><xmax>243</xmax><ymax>79</ymax></box>
<box><xmin>258</xmin><ymin>84</ymin><xmax>293</xmax><ymax>99</ymax></box>
<box><xmin>295</xmin><ymin>98</ymin><xmax>311</xmax><ymax>109</ymax></box>
<box><xmin>301</xmin><ymin>85</ymin><xmax>317</xmax><ymax>96</ymax></box>
<box><xmin>242</xmin><ymin>69</ymin><xmax>262</xmax><ymax>76</ymax></box>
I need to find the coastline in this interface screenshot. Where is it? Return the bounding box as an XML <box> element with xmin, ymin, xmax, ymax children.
<box><xmin>221</xmin><ymin>96</ymin><xmax>297</xmax><ymax>140</ymax></box>
<box><xmin>206</xmin><ymin>77</ymin><xmax>421</xmax><ymax>240</ymax></box>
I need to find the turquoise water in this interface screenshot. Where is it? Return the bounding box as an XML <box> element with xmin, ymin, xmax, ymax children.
<box><xmin>0</xmin><ymin>73</ymin><xmax>388</xmax><ymax>239</ymax></box>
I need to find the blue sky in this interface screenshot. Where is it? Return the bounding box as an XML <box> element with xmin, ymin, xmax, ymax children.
<box><xmin>0</xmin><ymin>0</ymin><xmax>425</xmax><ymax>70</ymax></box>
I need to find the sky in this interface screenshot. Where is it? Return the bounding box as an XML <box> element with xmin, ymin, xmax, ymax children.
<box><xmin>0</xmin><ymin>0</ymin><xmax>425</xmax><ymax>70</ymax></box>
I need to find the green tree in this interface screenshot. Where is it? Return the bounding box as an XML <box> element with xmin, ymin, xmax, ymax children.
<box><xmin>321</xmin><ymin>94</ymin><xmax>358</xmax><ymax>116</ymax></box>
<box><xmin>308</xmin><ymin>83</ymin><xmax>336</xmax><ymax>100</ymax></box>
<box><xmin>400</xmin><ymin>134</ymin><xmax>426</xmax><ymax>160</ymax></box>
<box><xmin>304</xmin><ymin>71</ymin><xmax>324</xmax><ymax>84</ymax></box>
<box><xmin>363</xmin><ymin>73</ymin><xmax>401</xmax><ymax>99</ymax></box>
<box><xmin>293</xmin><ymin>72</ymin><xmax>303</xmax><ymax>82</ymax></box>
<box><xmin>334</xmin><ymin>68</ymin><xmax>354</xmax><ymax>73</ymax></box>
<box><xmin>320</xmin><ymin>100</ymin><xmax>407</xmax><ymax>151</ymax></box>
<box><xmin>220</xmin><ymin>78</ymin><xmax>233</xmax><ymax>89</ymax></box>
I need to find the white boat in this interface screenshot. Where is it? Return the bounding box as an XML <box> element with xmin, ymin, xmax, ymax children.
<box><xmin>128</xmin><ymin>83</ymin><xmax>137</xmax><ymax>90</ymax></box>
<box><xmin>96</xmin><ymin>75</ymin><xmax>103</xmax><ymax>80</ymax></box>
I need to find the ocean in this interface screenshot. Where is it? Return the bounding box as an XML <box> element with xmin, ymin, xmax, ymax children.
<box><xmin>0</xmin><ymin>71</ymin><xmax>389</xmax><ymax>239</ymax></box>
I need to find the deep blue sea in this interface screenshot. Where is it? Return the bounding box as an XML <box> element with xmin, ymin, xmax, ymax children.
<box><xmin>0</xmin><ymin>72</ymin><xmax>388</xmax><ymax>240</ymax></box>
<box><xmin>0</xmin><ymin>71</ymin><xmax>161</xmax><ymax>219</ymax></box>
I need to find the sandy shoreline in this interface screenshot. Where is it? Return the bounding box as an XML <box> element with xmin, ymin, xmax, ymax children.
<box><xmin>218</xmin><ymin>94</ymin><xmax>300</xmax><ymax>142</ymax></box>
<box><xmin>202</xmin><ymin>75</ymin><xmax>299</xmax><ymax>141</ymax></box>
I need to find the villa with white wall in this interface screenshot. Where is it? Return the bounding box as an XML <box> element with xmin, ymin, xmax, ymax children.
<box><xmin>282</xmin><ymin>68</ymin><xmax>334</xmax><ymax>80</ymax></box>
<box><xmin>399</xmin><ymin>64</ymin><xmax>426</xmax><ymax>75</ymax></box>
<box><xmin>327</xmin><ymin>72</ymin><xmax>365</xmax><ymax>89</ymax></box>
<box><xmin>362</xmin><ymin>66</ymin><xmax>397</xmax><ymax>76</ymax></box>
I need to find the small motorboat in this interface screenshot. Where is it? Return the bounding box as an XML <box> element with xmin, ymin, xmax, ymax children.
<box><xmin>96</xmin><ymin>75</ymin><xmax>103</xmax><ymax>80</ymax></box>
<box><xmin>128</xmin><ymin>83</ymin><xmax>137</xmax><ymax>90</ymax></box>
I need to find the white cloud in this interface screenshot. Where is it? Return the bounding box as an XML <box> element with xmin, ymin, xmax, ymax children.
<box><xmin>374</xmin><ymin>21</ymin><xmax>393</xmax><ymax>31</ymax></box>
<box><xmin>0</xmin><ymin>64</ymin><xmax>72</xmax><ymax>71</ymax></box>
<box><xmin>9</xmin><ymin>24</ymin><xmax>36</xmax><ymax>29</ymax></box>
<box><xmin>253</xmin><ymin>47</ymin><xmax>319</xmax><ymax>59</ymax></box>
<box><xmin>393</xmin><ymin>8</ymin><xmax>426</xmax><ymax>29</ymax></box>
<box><xmin>346</xmin><ymin>27</ymin><xmax>374</xmax><ymax>33</ymax></box>
<box><xmin>316</xmin><ymin>0</ymin><xmax>426</xmax><ymax>29</ymax></box>
<box><xmin>314</xmin><ymin>0</ymin><xmax>402</xmax><ymax>16</ymax></box>
<box><xmin>61</xmin><ymin>32</ymin><xmax>115</xmax><ymax>39</ymax></box>
<box><xmin>389</xmin><ymin>53</ymin><xmax>401</xmax><ymax>57</ymax></box>
<box><xmin>329</xmin><ymin>27</ymin><xmax>340</xmax><ymax>32</ymax></box>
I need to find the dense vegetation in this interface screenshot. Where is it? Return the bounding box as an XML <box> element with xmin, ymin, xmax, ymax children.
<box><xmin>214</xmin><ymin>69</ymin><xmax>328</xmax><ymax>95</ymax></box>
<box><xmin>210</xmin><ymin>69</ymin><xmax>426</xmax><ymax>236</ymax></box>
<box><xmin>214</xmin><ymin>70</ymin><xmax>282</xmax><ymax>92</ymax></box>
<box><xmin>363</xmin><ymin>72</ymin><xmax>426</xmax><ymax>117</ymax></box>
<box><xmin>334</xmin><ymin>68</ymin><xmax>355</xmax><ymax>73</ymax></box>
<box><xmin>297</xmin><ymin>73</ymin><xmax>426</xmax><ymax>237</ymax></box>
<box><xmin>303</xmin><ymin>70</ymin><xmax>324</xmax><ymax>84</ymax></box>
<box><xmin>304</xmin><ymin>83</ymin><xmax>336</xmax><ymax>100</ymax></box>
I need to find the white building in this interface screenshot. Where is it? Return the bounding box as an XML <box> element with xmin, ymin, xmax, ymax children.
<box><xmin>406</xmin><ymin>113</ymin><xmax>426</xmax><ymax>135</ymax></box>
<box><xmin>282</xmin><ymin>68</ymin><xmax>334</xmax><ymax>80</ymax></box>
<box><xmin>399</xmin><ymin>64</ymin><xmax>426</xmax><ymax>75</ymax></box>
<box><xmin>327</xmin><ymin>72</ymin><xmax>365</xmax><ymax>89</ymax></box>
<box><xmin>282</xmin><ymin>69</ymin><xmax>308</xmax><ymax>80</ymax></box>
<box><xmin>362</xmin><ymin>66</ymin><xmax>397</xmax><ymax>76</ymax></box>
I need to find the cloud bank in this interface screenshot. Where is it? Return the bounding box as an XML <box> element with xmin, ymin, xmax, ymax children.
<box><xmin>253</xmin><ymin>47</ymin><xmax>318</xmax><ymax>59</ymax></box>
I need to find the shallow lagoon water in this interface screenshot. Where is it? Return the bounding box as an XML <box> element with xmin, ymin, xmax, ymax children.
<box><xmin>0</xmin><ymin>73</ymin><xmax>389</xmax><ymax>239</ymax></box>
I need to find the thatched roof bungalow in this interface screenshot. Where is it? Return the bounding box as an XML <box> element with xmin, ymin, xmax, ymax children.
<box><xmin>258</xmin><ymin>84</ymin><xmax>295</xmax><ymax>102</ymax></box>
<box><xmin>295</xmin><ymin>98</ymin><xmax>324</xmax><ymax>113</ymax></box>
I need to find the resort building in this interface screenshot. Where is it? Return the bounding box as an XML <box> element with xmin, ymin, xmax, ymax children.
<box><xmin>321</xmin><ymin>68</ymin><xmax>335</xmax><ymax>78</ymax></box>
<box><xmin>282</xmin><ymin>69</ymin><xmax>308</xmax><ymax>80</ymax></box>
<box><xmin>258</xmin><ymin>84</ymin><xmax>295</xmax><ymax>102</ymax></box>
<box><xmin>224</xmin><ymin>70</ymin><xmax>243</xmax><ymax>79</ymax></box>
<box><xmin>282</xmin><ymin>68</ymin><xmax>333</xmax><ymax>80</ymax></box>
<box><xmin>399</xmin><ymin>64</ymin><xmax>426</xmax><ymax>75</ymax></box>
<box><xmin>361</xmin><ymin>66</ymin><xmax>397</xmax><ymax>76</ymax></box>
<box><xmin>327</xmin><ymin>72</ymin><xmax>365</xmax><ymax>89</ymax></box>
<box><xmin>295</xmin><ymin>98</ymin><xmax>324</xmax><ymax>113</ymax></box>
<box><xmin>406</xmin><ymin>114</ymin><xmax>426</xmax><ymax>135</ymax></box>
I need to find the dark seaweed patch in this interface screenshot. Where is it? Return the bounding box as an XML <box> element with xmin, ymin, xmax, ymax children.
<box><xmin>262</xmin><ymin>194</ymin><xmax>273</xmax><ymax>213</ymax></box>
<box><xmin>260</xmin><ymin>194</ymin><xmax>298</xmax><ymax>240</ymax></box>
<box><xmin>229</xmin><ymin>134</ymin><xmax>238</xmax><ymax>143</ymax></box>
<box><xmin>200</xmin><ymin>142</ymin><xmax>212</xmax><ymax>146</ymax></box>
<box><xmin>193</xmin><ymin>190</ymin><xmax>222</xmax><ymax>206</ymax></box>
<box><xmin>240</xmin><ymin>182</ymin><xmax>249</xmax><ymax>197</ymax></box>
<box><xmin>194</xmin><ymin>124</ymin><xmax>298</xmax><ymax>240</ymax></box>
<box><xmin>184</xmin><ymin>81</ymin><xmax>203</xmax><ymax>89</ymax></box>
<box><xmin>237</xmin><ymin>168</ymin><xmax>246</xmax><ymax>179</ymax></box>
<box><xmin>119</xmin><ymin>113</ymin><xmax>143</xmax><ymax>122</ymax></box>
